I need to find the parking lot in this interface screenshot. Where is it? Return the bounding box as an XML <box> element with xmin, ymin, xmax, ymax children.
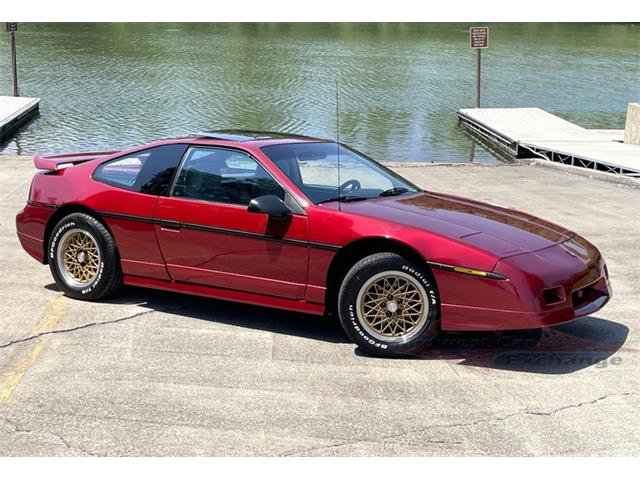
<box><xmin>1</xmin><ymin>155</ymin><xmax>638</xmax><ymax>455</ymax></box>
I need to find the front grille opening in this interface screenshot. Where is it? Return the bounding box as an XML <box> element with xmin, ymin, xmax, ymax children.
<box><xmin>572</xmin><ymin>278</ymin><xmax>608</xmax><ymax>310</ymax></box>
<box><xmin>543</xmin><ymin>286</ymin><xmax>566</xmax><ymax>306</ymax></box>
<box><xmin>572</xmin><ymin>288</ymin><xmax>591</xmax><ymax>310</ymax></box>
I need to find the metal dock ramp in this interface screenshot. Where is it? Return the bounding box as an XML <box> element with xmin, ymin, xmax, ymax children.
<box><xmin>0</xmin><ymin>95</ymin><xmax>40</xmax><ymax>142</ymax></box>
<box><xmin>458</xmin><ymin>107</ymin><xmax>640</xmax><ymax>176</ymax></box>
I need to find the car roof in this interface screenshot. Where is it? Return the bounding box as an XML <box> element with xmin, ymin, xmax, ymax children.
<box><xmin>185</xmin><ymin>130</ymin><xmax>331</xmax><ymax>147</ymax></box>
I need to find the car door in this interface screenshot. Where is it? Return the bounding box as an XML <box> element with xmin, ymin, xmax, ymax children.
<box><xmin>90</xmin><ymin>143</ymin><xmax>189</xmax><ymax>280</ymax></box>
<box><xmin>153</xmin><ymin>145</ymin><xmax>310</xmax><ymax>300</ymax></box>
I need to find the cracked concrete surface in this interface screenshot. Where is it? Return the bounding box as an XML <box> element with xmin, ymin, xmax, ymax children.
<box><xmin>0</xmin><ymin>310</ymin><xmax>157</xmax><ymax>350</ymax></box>
<box><xmin>0</xmin><ymin>156</ymin><xmax>638</xmax><ymax>455</ymax></box>
<box><xmin>0</xmin><ymin>416</ymin><xmax>96</xmax><ymax>456</ymax></box>
<box><xmin>0</xmin><ymin>307</ymin><xmax>188</xmax><ymax>351</ymax></box>
<box><xmin>282</xmin><ymin>392</ymin><xmax>640</xmax><ymax>456</ymax></box>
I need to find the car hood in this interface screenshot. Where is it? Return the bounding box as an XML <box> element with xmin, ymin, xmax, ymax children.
<box><xmin>342</xmin><ymin>192</ymin><xmax>574</xmax><ymax>257</ymax></box>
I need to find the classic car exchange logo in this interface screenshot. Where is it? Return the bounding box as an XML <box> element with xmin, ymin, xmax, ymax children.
<box><xmin>414</xmin><ymin>327</ymin><xmax>626</xmax><ymax>371</ymax></box>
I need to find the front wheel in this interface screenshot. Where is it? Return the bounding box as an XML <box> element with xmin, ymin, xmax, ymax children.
<box><xmin>48</xmin><ymin>213</ymin><xmax>123</xmax><ymax>300</ymax></box>
<box><xmin>338</xmin><ymin>253</ymin><xmax>440</xmax><ymax>357</ymax></box>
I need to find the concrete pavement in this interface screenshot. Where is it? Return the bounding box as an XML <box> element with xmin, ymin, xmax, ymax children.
<box><xmin>0</xmin><ymin>155</ymin><xmax>638</xmax><ymax>456</ymax></box>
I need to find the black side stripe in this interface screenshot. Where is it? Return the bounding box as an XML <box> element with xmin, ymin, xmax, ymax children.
<box><xmin>94</xmin><ymin>210</ymin><xmax>505</xmax><ymax>278</ymax></box>
<box><xmin>97</xmin><ymin>211</ymin><xmax>155</xmax><ymax>224</ymax></box>
<box><xmin>96</xmin><ymin>210</ymin><xmax>340</xmax><ymax>251</ymax></box>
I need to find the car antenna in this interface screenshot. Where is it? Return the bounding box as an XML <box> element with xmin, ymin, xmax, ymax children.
<box><xmin>336</xmin><ymin>81</ymin><xmax>342</xmax><ymax>212</ymax></box>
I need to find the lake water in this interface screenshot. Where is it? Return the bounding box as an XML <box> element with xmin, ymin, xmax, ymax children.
<box><xmin>0</xmin><ymin>23</ymin><xmax>638</xmax><ymax>162</ymax></box>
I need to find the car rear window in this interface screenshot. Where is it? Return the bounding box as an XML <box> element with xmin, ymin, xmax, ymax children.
<box><xmin>93</xmin><ymin>144</ymin><xmax>188</xmax><ymax>195</ymax></box>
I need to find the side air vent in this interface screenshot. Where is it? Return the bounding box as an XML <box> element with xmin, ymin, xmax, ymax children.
<box><xmin>542</xmin><ymin>286</ymin><xmax>566</xmax><ymax>306</ymax></box>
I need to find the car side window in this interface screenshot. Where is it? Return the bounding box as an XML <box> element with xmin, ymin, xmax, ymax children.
<box><xmin>93</xmin><ymin>144</ymin><xmax>188</xmax><ymax>195</ymax></box>
<box><xmin>171</xmin><ymin>146</ymin><xmax>284</xmax><ymax>206</ymax></box>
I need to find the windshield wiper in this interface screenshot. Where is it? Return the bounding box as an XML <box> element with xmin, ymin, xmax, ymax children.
<box><xmin>317</xmin><ymin>195</ymin><xmax>369</xmax><ymax>204</ymax></box>
<box><xmin>379</xmin><ymin>187</ymin><xmax>409</xmax><ymax>197</ymax></box>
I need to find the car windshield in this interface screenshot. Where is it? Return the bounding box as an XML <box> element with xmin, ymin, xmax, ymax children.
<box><xmin>260</xmin><ymin>142</ymin><xmax>420</xmax><ymax>204</ymax></box>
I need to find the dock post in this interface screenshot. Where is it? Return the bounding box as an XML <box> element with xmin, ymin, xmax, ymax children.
<box><xmin>476</xmin><ymin>48</ymin><xmax>481</xmax><ymax>108</ymax></box>
<box><xmin>6</xmin><ymin>23</ymin><xmax>19</xmax><ymax>97</ymax></box>
<box><xmin>623</xmin><ymin>103</ymin><xmax>640</xmax><ymax>145</ymax></box>
<box><xmin>469</xmin><ymin>27</ymin><xmax>488</xmax><ymax>108</ymax></box>
<box><xmin>10</xmin><ymin>31</ymin><xmax>18</xmax><ymax>96</ymax></box>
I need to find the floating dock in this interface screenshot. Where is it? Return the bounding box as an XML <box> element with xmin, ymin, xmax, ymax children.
<box><xmin>0</xmin><ymin>95</ymin><xmax>40</xmax><ymax>142</ymax></box>
<box><xmin>458</xmin><ymin>107</ymin><xmax>640</xmax><ymax>177</ymax></box>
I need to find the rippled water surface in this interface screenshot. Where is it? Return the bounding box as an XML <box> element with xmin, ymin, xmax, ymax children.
<box><xmin>0</xmin><ymin>23</ymin><xmax>638</xmax><ymax>162</ymax></box>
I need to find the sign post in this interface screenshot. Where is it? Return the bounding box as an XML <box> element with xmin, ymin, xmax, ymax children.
<box><xmin>469</xmin><ymin>26</ymin><xmax>488</xmax><ymax>108</ymax></box>
<box><xmin>6</xmin><ymin>23</ymin><xmax>19</xmax><ymax>96</ymax></box>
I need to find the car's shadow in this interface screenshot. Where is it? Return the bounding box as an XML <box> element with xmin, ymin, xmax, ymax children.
<box><xmin>384</xmin><ymin>317</ymin><xmax>630</xmax><ymax>374</ymax></box>
<box><xmin>46</xmin><ymin>283</ymin><xmax>349</xmax><ymax>345</ymax></box>
<box><xmin>46</xmin><ymin>283</ymin><xmax>629</xmax><ymax>374</ymax></box>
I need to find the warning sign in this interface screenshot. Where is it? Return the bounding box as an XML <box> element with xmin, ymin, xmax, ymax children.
<box><xmin>470</xmin><ymin>27</ymin><xmax>488</xmax><ymax>49</ymax></box>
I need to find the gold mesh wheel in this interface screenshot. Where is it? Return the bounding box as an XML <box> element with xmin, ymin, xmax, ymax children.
<box><xmin>56</xmin><ymin>228</ymin><xmax>101</xmax><ymax>288</ymax></box>
<box><xmin>356</xmin><ymin>271</ymin><xmax>429</xmax><ymax>342</ymax></box>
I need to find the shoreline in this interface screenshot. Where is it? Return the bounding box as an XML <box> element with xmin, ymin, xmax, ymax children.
<box><xmin>3</xmin><ymin>154</ymin><xmax>638</xmax><ymax>189</ymax></box>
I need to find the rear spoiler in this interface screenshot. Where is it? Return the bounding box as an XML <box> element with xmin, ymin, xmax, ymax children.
<box><xmin>33</xmin><ymin>151</ymin><xmax>118</xmax><ymax>171</ymax></box>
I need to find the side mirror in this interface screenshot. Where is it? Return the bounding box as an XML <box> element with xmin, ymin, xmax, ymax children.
<box><xmin>248</xmin><ymin>195</ymin><xmax>291</xmax><ymax>219</ymax></box>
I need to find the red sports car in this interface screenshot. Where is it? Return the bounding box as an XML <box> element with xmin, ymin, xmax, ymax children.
<box><xmin>16</xmin><ymin>131</ymin><xmax>612</xmax><ymax>356</ymax></box>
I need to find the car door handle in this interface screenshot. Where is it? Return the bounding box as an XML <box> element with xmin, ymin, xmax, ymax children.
<box><xmin>159</xmin><ymin>219</ymin><xmax>181</xmax><ymax>231</ymax></box>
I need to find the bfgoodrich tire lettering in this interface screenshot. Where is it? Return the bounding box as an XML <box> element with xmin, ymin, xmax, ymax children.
<box><xmin>48</xmin><ymin>213</ymin><xmax>123</xmax><ymax>300</ymax></box>
<box><xmin>338</xmin><ymin>252</ymin><xmax>440</xmax><ymax>357</ymax></box>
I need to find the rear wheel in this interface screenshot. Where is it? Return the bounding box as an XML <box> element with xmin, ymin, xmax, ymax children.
<box><xmin>48</xmin><ymin>213</ymin><xmax>122</xmax><ymax>300</ymax></box>
<box><xmin>338</xmin><ymin>253</ymin><xmax>440</xmax><ymax>357</ymax></box>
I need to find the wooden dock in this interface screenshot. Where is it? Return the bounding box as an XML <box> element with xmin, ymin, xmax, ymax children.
<box><xmin>458</xmin><ymin>107</ymin><xmax>640</xmax><ymax>177</ymax></box>
<box><xmin>0</xmin><ymin>95</ymin><xmax>40</xmax><ymax>142</ymax></box>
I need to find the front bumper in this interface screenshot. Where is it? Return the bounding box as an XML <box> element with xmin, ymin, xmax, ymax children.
<box><xmin>438</xmin><ymin>235</ymin><xmax>612</xmax><ymax>331</ymax></box>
